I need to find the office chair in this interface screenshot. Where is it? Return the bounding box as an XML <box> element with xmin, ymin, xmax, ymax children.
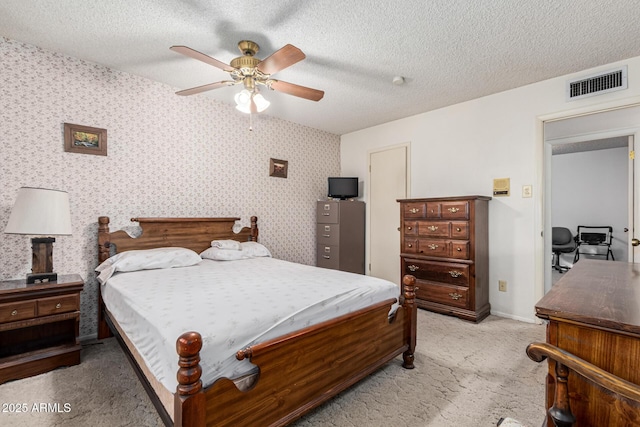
<box><xmin>574</xmin><ymin>225</ymin><xmax>614</xmax><ymax>262</ymax></box>
<box><xmin>552</xmin><ymin>227</ymin><xmax>576</xmax><ymax>273</ymax></box>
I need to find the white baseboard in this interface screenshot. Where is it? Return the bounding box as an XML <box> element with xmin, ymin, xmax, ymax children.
<box><xmin>490</xmin><ymin>310</ymin><xmax>541</xmax><ymax>324</ymax></box>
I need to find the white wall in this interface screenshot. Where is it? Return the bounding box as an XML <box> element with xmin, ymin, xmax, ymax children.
<box><xmin>552</xmin><ymin>147</ymin><xmax>628</xmax><ymax>264</ymax></box>
<box><xmin>341</xmin><ymin>55</ymin><xmax>640</xmax><ymax>322</ymax></box>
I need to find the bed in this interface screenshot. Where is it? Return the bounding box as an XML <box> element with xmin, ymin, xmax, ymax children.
<box><xmin>96</xmin><ymin>216</ymin><xmax>417</xmax><ymax>427</ymax></box>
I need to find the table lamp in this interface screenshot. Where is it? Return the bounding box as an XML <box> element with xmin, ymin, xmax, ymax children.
<box><xmin>4</xmin><ymin>187</ymin><xmax>72</xmax><ymax>283</ymax></box>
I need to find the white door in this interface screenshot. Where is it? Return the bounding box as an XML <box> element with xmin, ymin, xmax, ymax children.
<box><xmin>369</xmin><ymin>144</ymin><xmax>409</xmax><ymax>284</ymax></box>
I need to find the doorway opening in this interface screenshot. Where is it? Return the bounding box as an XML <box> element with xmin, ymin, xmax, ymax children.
<box><xmin>542</xmin><ymin>104</ymin><xmax>640</xmax><ymax>294</ymax></box>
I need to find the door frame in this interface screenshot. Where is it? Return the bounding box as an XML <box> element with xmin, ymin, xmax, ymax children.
<box><xmin>535</xmin><ymin>96</ymin><xmax>640</xmax><ymax>303</ymax></box>
<box><xmin>366</xmin><ymin>142</ymin><xmax>411</xmax><ymax>280</ymax></box>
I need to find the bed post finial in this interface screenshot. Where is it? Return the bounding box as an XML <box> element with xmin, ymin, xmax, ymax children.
<box><xmin>175</xmin><ymin>331</ymin><xmax>205</xmax><ymax>427</ymax></box>
<box><xmin>177</xmin><ymin>331</ymin><xmax>203</xmax><ymax>395</ymax></box>
<box><xmin>402</xmin><ymin>274</ymin><xmax>417</xmax><ymax>369</ymax></box>
<box><xmin>98</xmin><ymin>216</ymin><xmax>111</xmax><ymax>263</ymax></box>
<box><xmin>251</xmin><ymin>216</ymin><xmax>259</xmax><ymax>241</ymax></box>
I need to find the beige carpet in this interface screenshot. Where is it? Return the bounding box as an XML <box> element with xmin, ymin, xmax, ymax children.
<box><xmin>0</xmin><ymin>310</ymin><xmax>547</xmax><ymax>427</ymax></box>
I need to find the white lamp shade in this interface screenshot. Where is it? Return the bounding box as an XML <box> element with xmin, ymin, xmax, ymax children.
<box><xmin>4</xmin><ymin>187</ymin><xmax>72</xmax><ymax>235</ymax></box>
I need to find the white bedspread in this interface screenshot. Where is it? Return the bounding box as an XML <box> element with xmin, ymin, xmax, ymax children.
<box><xmin>101</xmin><ymin>257</ymin><xmax>399</xmax><ymax>391</ymax></box>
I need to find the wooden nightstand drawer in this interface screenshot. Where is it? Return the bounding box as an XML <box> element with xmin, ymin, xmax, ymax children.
<box><xmin>38</xmin><ymin>294</ymin><xmax>79</xmax><ymax>316</ymax></box>
<box><xmin>0</xmin><ymin>301</ymin><xmax>36</xmax><ymax>323</ymax></box>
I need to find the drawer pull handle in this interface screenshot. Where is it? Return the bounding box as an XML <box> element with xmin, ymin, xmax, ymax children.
<box><xmin>322</xmin><ymin>234</ymin><xmax>330</xmax><ymax>237</ymax></box>
<box><xmin>408</xmin><ymin>264</ymin><xmax>419</xmax><ymax>272</ymax></box>
<box><xmin>456</xmin><ymin>227</ymin><xmax>462</xmax><ymax>232</ymax></box>
<box><xmin>406</xmin><ymin>226</ymin><xmax>412</xmax><ymax>231</ymax></box>
<box><xmin>449</xmin><ymin>270</ymin><xmax>463</xmax><ymax>277</ymax></box>
<box><xmin>427</xmin><ymin>244</ymin><xmax>439</xmax><ymax>250</ymax></box>
<box><xmin>427</xmin><ymin>225</ymin><xmax>438</xmax><ymax>231</ymax></box>
<box><xmin>323</xmin><ymin>255</ymin><xmax>330</xmax><ymax>259</ymax></box>
<box><xmin>407</xmin><ymin>243</ymin><xmax>413</xmax><ymax>248</ymax></box>
<box><xmin>448</xmin><ymin>207</ymin><xmax>460</xmax><ymax>213</ymax></box>
<box><xmin>456</xmin><ymin>247</ymin><xmax>462</xmax><ymax>252</ymax></box>
<box><xmin>449</xmin><ymin>292</ymin><xmax>463</xmax><ymax>300</ymax></box>
<box><xmin>11</xmin><ymin>309</ymin><xmax>18</xmax><ymax>316</ymax></box>
<box><xmin>322</xmin><ymin>213</ymin><xmax>330</xmax><ymax>216</ymax></box>
<box><xmin>409</xmin><ymin>208</ymin><xmax>420</xmax><ymax>214</ymax></box>
<box><xmin>55</xmin><ymin>303</ymin><xmax>62</xmax><ymax>309</ymax></box>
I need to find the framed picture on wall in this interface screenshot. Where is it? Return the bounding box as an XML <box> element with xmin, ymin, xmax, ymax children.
<box><xmin>269</xmin><ymin>158</ymin><xmax>288</xmax><ymax>178</ymax></box>
<box><xmin>63</xmin><ymin>123</ymin><xmax>107</xmax><ymax>156</ymax></box>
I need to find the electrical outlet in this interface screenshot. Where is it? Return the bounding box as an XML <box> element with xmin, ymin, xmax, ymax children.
<box><xmin>498</xmin><ymin>280</ymin><xmax>507</xmax><ymax>292</ymax></box>
<box><xmin>522</xmin><ymin>185</ymin><xmax>532</xmax><ymax>198</ymax></box>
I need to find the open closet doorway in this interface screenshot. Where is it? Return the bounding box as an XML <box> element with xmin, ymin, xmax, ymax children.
<box><xmin>543</xmin><ymin>105</ymin><xmax>640</xmax><ymax>294</ymax></box>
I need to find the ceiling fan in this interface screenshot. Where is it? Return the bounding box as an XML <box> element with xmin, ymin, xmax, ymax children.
<box><xmin>170</xmin><ymin>40</ymin><xmax>324</xmax><ymax>113</ymax></box>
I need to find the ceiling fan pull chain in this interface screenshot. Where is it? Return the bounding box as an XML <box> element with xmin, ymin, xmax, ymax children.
<box><xmin>249</xmin><ymin>112</ymin><xmax>253</xmax><ymax>132</ymax></box>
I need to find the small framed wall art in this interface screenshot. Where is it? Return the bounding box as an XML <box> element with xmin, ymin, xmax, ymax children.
<box><xmin>269</xmin><ymin>158</ymin><xmax>288</xmax><ymax>178</ymax></box>
<box><xmin>64</xmin><ymin>123</ymin><xmax>107</xmax><ymax>156</ymax></box>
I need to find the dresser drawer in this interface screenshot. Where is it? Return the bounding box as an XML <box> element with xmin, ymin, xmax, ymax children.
<box><xmin>451</xmin><ymin>221</ymin><xmax>469</xmax><ymax>239</ymax></box>
<box><xmin>441</xmin><ymin>201</ymin><xmax>469</xmax><ymax>219</ymax></box>
<box><xmin>316</xmin><ymin>223</ymin><xmax>340</xmax><ymax>245</ymax></box>
<box><xmin>317</xmin><ymin>244</ymin><xmax>340</xmax><ymax>269</ymax></box>
<box><xmin>403</xmin><ymin>238</ymin><xmax>419</xmax><ymax>253</ymax></box>
<box><xmin>0</xmin><ymin>300</ymin><xmax>37</xmax><ymax>323</ymax></box>
<box><xmin>451</xmin><ymin>241</ymin><xmax>470</xmax><ymax>260</ymax></box>
<box><xmin>417</xmin><ymin>239</ymin><xmax>449</xmax><ymax>257</ymax></box>
<box><xmin>425</xmin><ymin>202</ymin><xmax>442</xmax><ymax>218</ymax></box>
<box><xmin>403</xmin><ymin>259</ymin><xmax>470</xmax><ymax>287</ymax></box>
<box><xmin>416</xmin><ymin>282</ymin><xmax>469</xmax><ymax>309</ymax></box>
<box><xmin>417</xmin><ymin>221</ymin><xmax>450</xmax><ymax>238</ymax></box>
<box><xmin>37</xmin><ymin>294</ymin><xmax>79</xmax><ymax>316</ymax></box>
<box><xmin>317</xmin><ymin>202</ymin><xmax>338</xmax><ymax>223</ymax></box>
<box><xmin>403</xmin><ymin>203</ymin><xmax>426</xmax><ymax>218</ymax></box>
<box><xmin>403</xmin><ymin>221</ymin><xmax>418</xmax><ymax>236</ymax></box>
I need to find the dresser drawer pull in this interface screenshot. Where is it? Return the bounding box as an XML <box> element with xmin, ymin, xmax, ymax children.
<box><xmin>322</xmin><ymin>213</ymin><xmax>330</xmax><ymax>216</ymax></box>
<box><xmin>408</xmin><ymin>264</ymin><xmax>419</xmax><ymax>272</ymax></box>
<box><xmin>323</xmin><ymin>255</ymin><xmax>331</xmax><ymax>259</ymax></box>
<box><xmin>427</xmin><ymin>244</ymin><xmax>439</xmax><ymax>250</ymax></box>
<box><xmin>55</xmin><ymin>303</ymin><xmax>62</xmax><ymax>309</ymax></box>
<box><xmin>409</xmin><ymin>208</ymin><xmax>420</xmax><ymax>214</ymax></box>
<box><xmin>407</xmin><ymin>243</ymin><xmax>413</xmax><ymax>248</ymax></box>
<box><xmin>11</xmin><ymin>310</ymin><xmax>18</xmax><ymax>316</ymax></box>
<box><xmin>456</xmin><ymin>247</ymin><xmax>462</xmax><ymax>252</ymax></box>
<box><xmin>427</xmin><ymin>225</ymin><xmax>438</xmax><ymax>231</ymax></box>
<box><xmin>322</xmin><ymin>234</ymin><xmax>330</xmax><ymax>238</ymax></box>
<box><xmin>449</xmin><ymin>270</ymin><xmax>463</xmax><ymax>277</ymax></box>
<box><xmin>406</xmin><ymin>226</ymin><xmax>412</xmax><ymax>231</ymax></box>
<box><xmin>456</xmin><ymin>227</ymin><xmax>462</xmax><ymax>232</ymax></box>
<box><xmin>449</xmin><ymin>292</ymin><xmax>463</xmax><ymax>300</ymax></box>
<box><xmin>448</xmin><ymin>207</ymin><xmax>460</xmax><ymax>213</ymax></box>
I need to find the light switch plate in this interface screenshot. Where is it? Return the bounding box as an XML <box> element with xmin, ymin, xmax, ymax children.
<box><xmin>522</xmin><ymin>185</ymin><xmax>532</xmax><ymax>198</ymax></box>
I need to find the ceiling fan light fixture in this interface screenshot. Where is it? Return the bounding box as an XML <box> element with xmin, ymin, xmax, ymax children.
<box><xmin>235</xmin><ymin>89</ymin><xmax>270</xmax><ymax>114</ymax></box>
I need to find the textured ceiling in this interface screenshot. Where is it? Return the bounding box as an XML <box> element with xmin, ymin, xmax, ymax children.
<box><xmin>2</xmin><ymin>0</ymin><xmax>640</xmax><ymax>135</ymax></box>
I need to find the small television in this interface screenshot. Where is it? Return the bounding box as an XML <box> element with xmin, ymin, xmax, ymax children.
<box><xmin>328</xmin><ymin>177</ymin><xmax>358</xmax><ymax>200</ymax></box>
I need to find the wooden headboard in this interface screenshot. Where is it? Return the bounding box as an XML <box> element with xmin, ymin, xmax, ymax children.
<box><xmin>97</xmin><ymin>216</ymin><xmax>259</xmax><ymax>263</ymax></box>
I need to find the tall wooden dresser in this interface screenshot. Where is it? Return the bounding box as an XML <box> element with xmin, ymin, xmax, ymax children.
<box><xmin>398</xmin><ymin>196</ymin><xmax>491</xmax><ymax>322</ymax></box>
<box><xmin>316</xmin><ymin>200</ymin><xmax>365</xmax><ymax>274</ymax></box>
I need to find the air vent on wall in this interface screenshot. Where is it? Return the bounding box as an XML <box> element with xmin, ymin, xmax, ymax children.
<box><xmin>566</xmin><ymin>66</ymin><xmax>627</xmax><ymax>101</ymax></box>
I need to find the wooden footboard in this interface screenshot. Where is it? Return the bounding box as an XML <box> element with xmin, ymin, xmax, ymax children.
<box><xmin>175</xmin><ymin>275</ymin><xmax>417</xmax><ymax>427</ymax></box>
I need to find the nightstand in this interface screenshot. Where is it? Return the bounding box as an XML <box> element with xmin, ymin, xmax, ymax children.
<box><xmin>0</xmin><ymin>274</ymin><xmax>84</xmax><ymax>384</ymax></box>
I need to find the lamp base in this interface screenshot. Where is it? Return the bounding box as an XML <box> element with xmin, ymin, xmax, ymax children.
<box><xmin>27</xmin><ymin>272</ymin><xmax>58</xmax><ymax>284</ymax></box>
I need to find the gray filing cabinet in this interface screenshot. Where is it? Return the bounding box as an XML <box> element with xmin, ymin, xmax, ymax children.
<box><xmin>316</xmin><ymin>200</ymin><xmax>365</xmax><ymax>274</ymax></box>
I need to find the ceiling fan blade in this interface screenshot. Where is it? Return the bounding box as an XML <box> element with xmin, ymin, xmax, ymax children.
<box><xmin>269</xmin><ymin>80</ymin><xmax>324</xmax><ymax>101</ymax></box>
<box><xmin>256</xmin><ymin>44</ymin><xmax>305</xmax><ymax>75</ymax></box>
<box><xmin>170</xmin><ymin>46</ymin><xmax>234</xmax><ymax>72</ymax></box>
<box><xmin>175</xmin><ymin>81</ymin><xmax>235</xmax><ymax>96</ymax></box>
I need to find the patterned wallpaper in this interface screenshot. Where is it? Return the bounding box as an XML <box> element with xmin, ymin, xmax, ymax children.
<box><xmin>0</xmin><ymin>37</ymin><xmax>340</xmax><ymax>338</ymax></box>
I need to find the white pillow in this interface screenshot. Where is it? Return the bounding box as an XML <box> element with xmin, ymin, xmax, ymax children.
<box><xmin>96</xmin><ymin>247</ymin><xmax>201</xmax><ymax>284</ymax></box>
<box><xmin>210</xmin><ymin>239</ymin><xmax>242</xmax><ymax>250</ymax></box>
<box><xmin>201</xmin><ymin>247</ymin><xmax>250</xmax><ymax>261</ymax></box>
<box><xmin>240</xmin><ymin>241</ymin><xmax>272</xmax><ymax>258</ymax></box>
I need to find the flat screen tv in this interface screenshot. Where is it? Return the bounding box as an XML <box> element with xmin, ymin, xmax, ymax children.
<box><xmin>328</xmin><ymin>177</ymin><xmax>358</xmax><ymax>200</ymax></box>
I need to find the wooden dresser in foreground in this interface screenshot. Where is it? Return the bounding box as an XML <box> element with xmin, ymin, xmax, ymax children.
<box><xmin>398</xmin><ymin>196</ymin><xmax>491</xmax><ymax>322</ymax></box>
<box><xmin>535</xmin><ymin>260</ymin><xmax>640</xmax><ymax>426</ymax></box>
<box><xmin>0</xmin><ymin>274</ymin><xmax>83</xmax><ymax>384</ymax></box>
